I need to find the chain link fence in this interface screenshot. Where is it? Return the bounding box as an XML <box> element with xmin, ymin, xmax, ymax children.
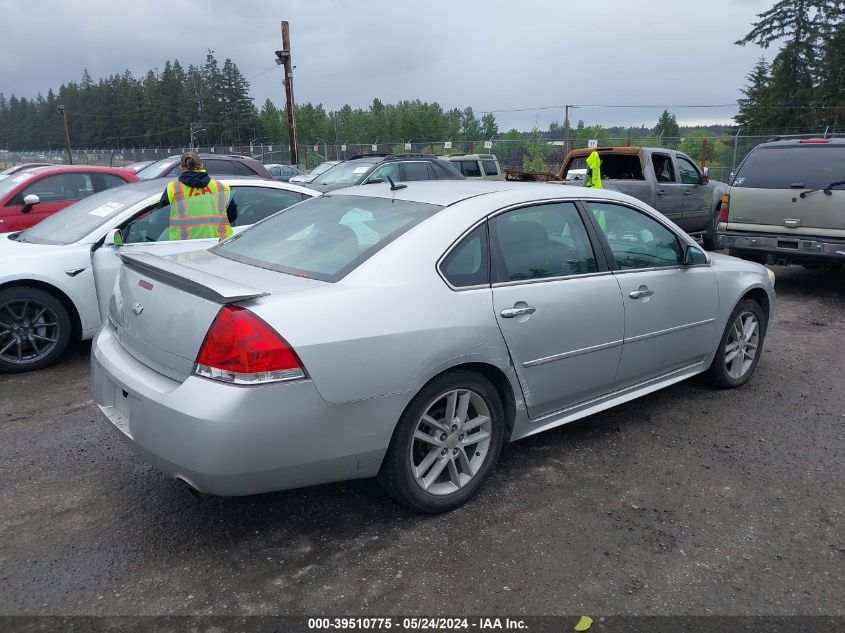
<box><xmin>3</xmin><ymin>128</ymin><xmax>843</xmax><ymax>183</ymax></box>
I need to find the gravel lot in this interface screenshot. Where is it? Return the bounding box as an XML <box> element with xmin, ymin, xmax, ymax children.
<box><xmin>1</xmin><ymin>265</ymin><xmax>842</xmax><ymax>616</ymax></box>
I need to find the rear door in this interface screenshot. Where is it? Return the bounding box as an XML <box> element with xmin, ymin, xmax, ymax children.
<box><xmin>583</xmin><ymin>200</ymin><xmax>718</xmax><ymax>387</ymax></box>
<box><xmin>676</xmin><ymin>153</ymin><xmax>712</xmax><ymax>231</ymax></box>
<box><xmin>649</xmin><ymin>152</ymin><xmax>684</xmax><ymax>224</ymax></box>
<box><xmin>490</xmin><ymin>201</ymin><xmax>624</xmax><ymax>418</ymax></box>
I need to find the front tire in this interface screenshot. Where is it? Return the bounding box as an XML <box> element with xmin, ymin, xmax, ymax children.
<box><xmin>378</xmin><ymin>370</ymin><xmax>505</xmax><ymax>514</ymax></box>
<box><xmin>0</xmin><ymin>286</ymin><xmax>72</xmax><ymax>373</ymax></box>
<box><xmin>703</xmin><ymin>299</ymin><xmax>766</xmax><ymax>388</ymax></box>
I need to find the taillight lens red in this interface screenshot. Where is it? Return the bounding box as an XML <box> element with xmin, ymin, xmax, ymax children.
<box><xmin>799</xmin><ymin>139</ymin><xmax>830</xmax><ymax>144</ymax></box>
<box><xmin>194</xmin><ymin>305</ymin><xmax>305</xmax><ymax>385</ymax></box>
<box><xmin>718</xmin><ymin>194</ymin><xmax>730</xmax><ymax>223</ymax></box>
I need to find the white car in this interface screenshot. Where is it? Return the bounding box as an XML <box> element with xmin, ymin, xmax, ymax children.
<box><xmin>289</xmin><ymin>161</ymin><xmax>341</xmax><ymax>184</ymax></box>
<box><xmin>0</xmin><ymin>178</ymin><xmax>318</xmax><ymax>372</ymax></box>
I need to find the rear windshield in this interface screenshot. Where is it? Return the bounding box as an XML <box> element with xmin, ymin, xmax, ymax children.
<box><xmin>565</xmin><ymin>154</ymin><xmax>643</xmax><ymax>180</ymax></box>
<box><xmin>733</xmin><ymin>144</ymin><xmax>845</xmax><ymax>190</ymax></box>
<box><xmin>213</xmin><ymin>195</ymin><xmax>442</xmax><ymax>282</ymax></box>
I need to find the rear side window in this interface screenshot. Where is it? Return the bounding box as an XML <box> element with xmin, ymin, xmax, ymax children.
<box><xmin>233</xmin><ymin>161</ymin><xmax>257</xmax><ymax>176</ymax></box>
<box><xmin>733</xmin><ymin>145</ymin><xmax>845</xmax><ymax>190</ymax></box>
<box><xmin>203</xmin><ymin>159</ymin><xmax>237</xmax><ymax>175</ymax></box>
<box><xmin>214</xmin><ymin>195</ymin><xmax>442</xmax><ymax>282</ymax></box>
<box><xmin>230</xmin><ymin>187</ymin><xmax>308</xmax><ymax>226</ymax></box>
<box><xmin>101</xmin><ymin>174</ymin><xmax>129</xmax><ymax>189</ymax></box>
<box><xmin>455</xmin><ymin>160</ymin><xmax>482</xmax><ymax>178</ymax></box>
<box><xmin>440</xmin><ymin>224</ymin><xmax>489</xmax><ymax>288</ymax></box>
<box><xmin>482</xmin><ymin>160</ymin><xmax>499</xmax><ymax>176</ymax></box>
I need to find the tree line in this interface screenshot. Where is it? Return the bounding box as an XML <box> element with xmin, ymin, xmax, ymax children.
<box><xmin>736</xmin><ymin>0</ymin><xmax>845</xmax><ymax>130</ymax></box>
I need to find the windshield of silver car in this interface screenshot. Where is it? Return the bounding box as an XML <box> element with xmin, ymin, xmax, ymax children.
<box><xmin>213</xmin><ymin>194</ymin><xmax>442</xmax><ymax>281</ymax></box>
<box><xmin>16</xmin><ymin>187</ymin><xmax>152</xmax><ymax>245</ymax></box>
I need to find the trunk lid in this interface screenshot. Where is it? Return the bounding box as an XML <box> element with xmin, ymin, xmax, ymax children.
<box><xmin>109</xmin><ymin>250</ymin><xmax>321</xmax><ymax>382</ymax></box>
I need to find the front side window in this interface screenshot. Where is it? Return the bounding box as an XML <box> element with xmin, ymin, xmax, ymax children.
<box><xmin>213</xmin><ymin>195</ymin><xmax>442</xmax><ymax>282</ymax></box>
<box><xmin>367</xmin><ymin>163</ymin><xmax>400</xmax><ymax>183</ymax></box>
<box><xmin>676</xmin><ymin>156</ymin><xmax>701</xmax><ymax>185</ymax></box>
<box><xmin>16</xmin><ymin>173</ymin><xmax>94</xmax><ymax>204</ymax></box>
<box><xmin>585</xmin><ymin>201</ymin><xmax>682</xmax><ymax>270</ymax></box>
<box><xmin>490</xmin><ymin>202</ymin><xmax>598</xmax><ymax>283</ymax></box>
<box><xmin>652</xmin><ymin>154</ymin><xmax>676</xmax><ymax>183</ymax></box>
<box><xmin>440</xmin><ymin>224</ymin><xmax>489</xmax><ymax>288</ymax></box>
<box><xmin>203</xmin><ymin>159</ymin><xmax>237</xmax><ymax>175</ymax></box>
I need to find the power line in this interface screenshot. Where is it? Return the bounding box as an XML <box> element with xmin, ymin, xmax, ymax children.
<box><xmin>480</xmin><ymin>103</ymin><xmax>845</xmax><ymax>114</ymax></box>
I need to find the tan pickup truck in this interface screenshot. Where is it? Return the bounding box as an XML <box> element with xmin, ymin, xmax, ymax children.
<box><xmin>507</xmin><ymin>146</ymin><xmax>727</xmax><ymax>249</ymax></box>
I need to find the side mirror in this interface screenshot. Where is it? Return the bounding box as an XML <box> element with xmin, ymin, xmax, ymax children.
<box><xmin>683</xmin><ymin>244</ymin><xmax>707</xmax><ymax>265</ymax></box>
<box><xmin>21</xmin><ymin>194</ymin><xmax>40</xmax><ymax>212</ymax></box>
<box><xmin>103</xmin><ymin>228</ymin><xmax>124</xmax><ymax>247</ymax></box>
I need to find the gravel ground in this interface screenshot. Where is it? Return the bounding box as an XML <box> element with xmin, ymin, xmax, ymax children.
<box><xmin>0</xmin><ymin>265</ymin><xmax>842</xmax><ymax>616</ymax></box>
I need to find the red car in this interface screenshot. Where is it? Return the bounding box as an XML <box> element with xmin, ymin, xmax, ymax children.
<box><xmin>0</xmin><ymin>165</ymin><xmax>138</xmax><ymax>232</ymax></box>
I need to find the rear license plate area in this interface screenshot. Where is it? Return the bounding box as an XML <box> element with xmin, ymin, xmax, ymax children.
<box><xmin>110</xmin><ymin>386</ymin><xmax>135</xmax><ymax>438</ymax></box>
<box><xmin>777</xmin><ymin>240</ymin><xmax>799</xmax><ymax>250</ymax></box>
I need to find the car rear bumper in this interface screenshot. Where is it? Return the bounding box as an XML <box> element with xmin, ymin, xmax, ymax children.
<box><xmin>718</xmin><ymin>231</ymin><xmax>845</xmax><ymax>265</ymax></box>
<box><xmin>91</xmin><ymin>324</ymin><xmax>407</xmax><ymax>496</ymax></box>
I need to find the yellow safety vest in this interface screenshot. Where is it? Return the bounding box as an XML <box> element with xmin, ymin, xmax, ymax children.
<box><xmin>166</xmin><ymin>177</ymin><xmax>233</xmax><ymax>241</ymax></box>
<box><xmin>585</xmin><ymin>151</ymin><xmax>602</xmax><ymax>189</ymax></box>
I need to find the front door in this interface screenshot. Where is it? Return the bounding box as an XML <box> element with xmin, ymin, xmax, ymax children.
<box><xmin>490</xmin><ymin>201</ymin><xmax>624</xmax><ymax>419</ymax></box>
<box><xmin>3</xmin><ymin>173</ymin><xmax>96</xmax><ymax>231</ymax></box>
<box><xmin>650</xmin><ymin>152</ymin><xmax>683</xmax><ymax>224</ymax></box>
<box><xmin>676</xmin><ymin>154</ymin><xmax>712</xmax><ymax>232</ymax></box>
<box><xmin>582</xmin><ymin>200</ymin><xmax>719</xmax><ymax>387</ymax></box>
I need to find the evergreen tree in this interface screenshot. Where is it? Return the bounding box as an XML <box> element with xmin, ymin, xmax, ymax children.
<box><xmin>736</xmin><ymin>57</ymin><xmax>776</xmax><ymax>129</ymax></box>
<box><xmin>653</xmin><ymin>110</ymin><xmax>680</xmax><ymax>146</ymax></box>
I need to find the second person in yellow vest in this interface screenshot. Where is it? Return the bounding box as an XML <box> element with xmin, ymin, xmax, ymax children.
<box><xmin>158</xmin><ymin>151</ymin><xmax>238</xmax><ymax>241</ymax></box>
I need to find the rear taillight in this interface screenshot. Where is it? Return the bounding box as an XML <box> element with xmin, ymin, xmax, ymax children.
<box><xmin>194</xmin><ymin>305</ymin><xmax>305</xmax><ymax>385</ymax></box>
<box><xmin>799</xmin><ymin>139</ymin><xmax>830</xmax><ymax>144</ymax></box>
<box><xmin>718</xmin><ymin>193</ymin><xmax>730</xmax><ymax>223</ymax></box>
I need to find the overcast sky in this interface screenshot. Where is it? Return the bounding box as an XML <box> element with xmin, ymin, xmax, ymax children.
<box><xmin>0</xmin><ymin>0</ymin><xmax>770</xmax><ymax>132</ymax></box>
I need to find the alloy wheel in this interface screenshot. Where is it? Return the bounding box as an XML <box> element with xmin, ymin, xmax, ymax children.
<box><xmin>724</xmin><ymin>310</ymin><xmax>759</xmax><ymax>380</ymax></box>
<box><xmin>0</xmin><ymin>299</ymin><xmax>61</xmax><ymax>365</ymax></box>
<box><xmin>409</xmin><ymin>388</ymin><xmax>492</xmax><ymax>496</ymax></box>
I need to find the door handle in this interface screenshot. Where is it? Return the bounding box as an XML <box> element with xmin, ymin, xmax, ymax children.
<box><xmin>500</xmin><ymin>305</ymin><xmax>536</xmax><ymax>318</ymax></box>
<box><xmin>629</xmin><ymin>286</ymin><xmax>654</xmax><ymax>299</ymax></box>
<box><xmin>656</xmin><ymin>190</ymin><xmax>667</xmax><ymax>196</ymax></box>
<box><xmin>683</xmin><ymin>191</ymin><xmax>692</xmax><ymax>196</ymax></box>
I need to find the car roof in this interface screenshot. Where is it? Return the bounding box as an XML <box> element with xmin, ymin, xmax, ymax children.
<box><xmin>756</xmin><ymin>138</ymin><xmax>845</xmax><ymax>148</ymax></box>
<box><xmin>22</xmin><ymin>164</ymin><xmax>133</xmax><ymax>175</ymax></box>
<box><xmin>72</xmin><ymin>176</ymin><xmax>319</xmax><ymax>197</ymax></box>
<box><xmin>326</xmin><ymin>180</ymin><xmax>636</xmax><ymax>207</ymax></box>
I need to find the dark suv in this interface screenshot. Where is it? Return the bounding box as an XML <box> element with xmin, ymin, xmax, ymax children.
<box><xmin>307</xmin><ymin>154</ymin><xmax>464</xmax><ymax>192</ymax></box>
<box><xmin>135</xmin><ymin>154</ymin><xmax>272</xmax><ymax>180</ymax></box>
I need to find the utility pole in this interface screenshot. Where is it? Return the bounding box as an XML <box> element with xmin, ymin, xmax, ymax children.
<box><xmin>57</xmin><ymin>105</ymin><xmax>72</xmax><ymax>165</ymax></box>
<box><xmin>276</xmin><ymin>21</ymin><xmax>298</xmax><ymax>166</ymax></box>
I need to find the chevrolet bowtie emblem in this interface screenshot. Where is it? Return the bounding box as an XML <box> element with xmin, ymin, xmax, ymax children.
<box><xmin>130</xmin><ymin>302</ymin><xmax>144</xmax><ymax>316</ymax></box>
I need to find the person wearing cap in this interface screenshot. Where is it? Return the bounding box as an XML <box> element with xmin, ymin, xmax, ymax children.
<box><xmin>157</xmin><ymin>152</ymin><xmax>237</xmax><ymax>241</ymax></box>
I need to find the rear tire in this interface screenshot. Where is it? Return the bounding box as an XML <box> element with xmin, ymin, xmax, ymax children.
<box><xmin>0</xmin><ymin>286</ymin><xmax>72</xmax><ymax>373</ymax></box>
<box><xmin>703</xmin><ymin>299</ymin><xmax>766</xmax><ymax>388</ymax></box>
<box><xmin>378</xmin><ymin>370</ymin><xmax>505</xmax><ymax>514</ymax></box>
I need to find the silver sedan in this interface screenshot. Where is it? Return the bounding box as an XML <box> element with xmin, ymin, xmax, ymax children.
<box><xmin>91</xmin><ymin>182</ymin><xmax>775</xmax><ymax>513</ymax></box>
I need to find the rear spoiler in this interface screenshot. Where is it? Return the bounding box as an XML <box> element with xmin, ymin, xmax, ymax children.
<box><xmin>119</xmin><ymin>252</ymin><xmax>268</xmax><ymax>304</ymax></box>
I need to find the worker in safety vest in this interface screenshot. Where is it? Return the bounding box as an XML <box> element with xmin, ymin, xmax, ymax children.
<box><xmin>157</xmin><ymin>152</ymin><xmax>237</xmax><ymax>240</ymax></box>
<box><xmin>583</xmin><ymin>150</ymin><xmax>606</xmax><ymax>230</ymax></box>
